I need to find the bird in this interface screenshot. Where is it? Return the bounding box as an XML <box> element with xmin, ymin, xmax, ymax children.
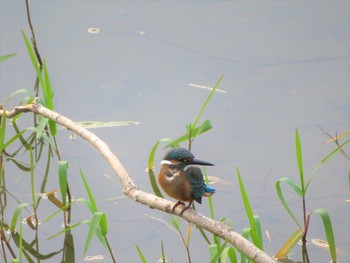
<box><xmin>158</xmin><ymin>147</ymin><xmax>215</xmax><ymax>215</ymax></box>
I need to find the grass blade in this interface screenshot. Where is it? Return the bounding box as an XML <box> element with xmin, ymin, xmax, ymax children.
<box><xmin>80</xmin><ymin>168</ymin><xmax>98</xmax><ymax>213</ymax></box>
<box><xmin>58</xmin><ymin>161</ymin><xmax>68</xmax><ymax>206</ymax></box>
<box><xmin>192</xmin><ymin>74</ymin><xmax>224</xmax><ymax>128</ymax></box>
<box><xmin>3</xmin><ymin>88</ymin><xmax>33</xmax><ymax>105</ymax></box>
<box><xmin>274</xmin><ymin>229</ymin><xmax>303</xmax><ymax>259</ymax></box>
<box><xmin>10</xmin><ymin>203</ymin><xmax>31</xmax><ymax>231</ymax></box>
<box><xmin>295</xmin><ymin>129</ymin><xmax>305</xmax><ymax>193</ymax></box>
<box><xmin>147</xmin><ymin>138</ymin><xmax>174</xmax><ymax>197</ymax></box>
<box><xmin>135</xmin><ymin>244</ymin><xmax>148</xmax><ymax>263</ymax></box>
<box><xmin>84</xmin><ymin>212</ymin><xmax>104</xmax><ymax>255</ymax></box>
<box><xmin>240</xmin><ymin>228</ymin><xmax>250</xmax><ymax>263</ymax></box>
<box><xmin>237</xmin><ymin>168</ymin><xmax>262</xmax><ymax>249</ymax></box>
<box><xmin>306</xmin><ymin>138</ymin><xmax>350</xmax><ymax>191</ymax></box>
<box><xmin>0</xmin><ymin>53</ymin><xmax>17</xmax><ymax>62</ymax></box>
<box><xmin>43</xmin><ymin>60</ymin><xmax>56</xmax><ymax>136</ymax></box>
<box><xmin>160</xmin><ymin>240</ymin><xmax>166</xmax><ymax>263</ymax></box>
<box><xmin>0</xmin><ymin>110</ymin><xmax>6</xmax><ymax>152</ymax></box>
<box><xmin>275</xmin><ymin>178</ymin><xmax>302</xmax><ymax>228</ymax></box>
<box><xmin>312</xmin><ymin>208</ymin><xmax>337</xmax><ymax>262</ymax></box>
<box><xmin>22</xmin><ymin>30</ymin><xmax>45</xmax><ymax>93</ymax></box>
<box><xmin>253</xmin><ymin>215</ymin><xmax>263</xmax><ymax>250</ymax></box>
<box><xmin>168</xmin><ymin>120</ymin><xmax>212</xmax><ymax>148</ymax></box>
<box><xmin>99</xmin><ymin>212</ymin><xmax>108</xmax><ymax>236</ymax></box>
<box><xmin>1</xmin><ymin>130</ymin><xmax>26</xmax><ymax>151</ymax></box>
<box><xmin>47</xmin><ymin>221</ymin><xmax>82</xmax><ymax>240</ymax></box>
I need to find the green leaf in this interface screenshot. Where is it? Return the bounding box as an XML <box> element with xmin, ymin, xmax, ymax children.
<box><xmin>203</xmin><ymin>168</ymin><xmax>215</xmax><ymax>220</ymax></box>
<box><xmin>169</xmin><ymin>215</ymin><xmax>181</xmax><ymax>232</ymax></box>
<box><xmin>226</xmin><ymin>246</ymin><xmax>237</xmax><ymax>263</ymax></box>
<box><xmin>10</xmin><ymin>203</ymin><xmax>31</xmax><ymax>232</ymax></box>
<box><xmin>192</xmin><ymin>74</ymin><xmax>224</xmax><ymax>128</ymax></box>
<box><xmin>295</xmin><ymin>129</ymin><xmax>305</xmax><ymax>194</ymax></box>
<box><xmin>274</xmin><ymin>229</ymin><xmax>303</xmax><ymax>259</ymax></box>
<box><xmin>237</xmin><ymin>168</ymin><xmax>262</xmax><ymax>249</ymax></box>
<box><xmin>1</xmin><ymin>130</ymin><xmax>27</xmax><ymax>151</ymax></box>
<box><xmin>22</xmin><ymin>30</ymin><xmax>45</xmax><ymax>94</ymax></box>
<box><xmin>191</xmin><ymin>119</ymin><xmax>213</xmax><ymax>139</ymax></box>
<box><xmin>241</xmin><ymin>228</ymin><xmax>250</xmax><ymax>263</ymax></box>
<box><xmin>47</xmin><ymin>222</ymin><xmax>82</xmax><ymax>240</ymax></box>
<box><xmin>29</xmin><ymin>146</ymin><xmax>36</xmax><ymax>207</ymax></box>
<box><xmin>135</xmin><ymin>244</ymin><xmax>148</xmax><ymax>263</ymax></box>
<box><xmin>42</xmin><ymin>60</ymin><xmax>54</xmax><ymax>108</ymax></box>
<box><xmin>160</xmin><ymin>240</ymin><xmax>166</xmax><ymax>263</ymax></box>
<box><xmin>312</xmin><ymin>208</ymin><xmax>337</xmax><ymax>262</ymax></box>
<box><xmin>43</xmin><ymin>60</ymin><xmax>57</xmax><ymax>136</ymax></box>
<box><xmin>220</xmin><ymin>246</ymin><xmax>237</xmax><ymax>263</ymax></box>
<box><xmin>147</xmin><ymin>139</ymin><xmax>173</xmax><ymax>198</ymax></box>
<box><xmin>40</xmin><ymin>133</ymin><xmax>56</xmax><ymax>150</ymax></box>
<box><xmin>58</xmin><ymin>161</ymin><xmax>69</xmax><ymax>206</ymax></box>
<box><xmin>148</xmin><ymin>141</ymin><xmax>161</xmax><ymax>171</ymax></box>
<box><xmin>42</xmin><ymin>203</ymin><xmax>71</xmax><ymax>224</ymax></box>
<box><xmin>253</xmin><ymin>215</ymin><xmax>263</xmax><ymax>250</ymax></box>
<box><xmin>209</xmin><ymin>243</ymin><xmax>218</xmax><ymax>263</ymax></box>
<box><xmin>0</xmin><ymin>110</ymin><xmax>6</xmax><ymax>152</ymax></box>
<box><xmin>3</xmin><ymin>88</ymin><xmax>33</xmax><ymax>105</ymax></box>
<box><xmin>306</xmin><ymin>138</ymin><xmax>350</xmax><ymax>191</ymax></box>
<box><xmin>75</xmin><ymin>198</ymin><xmax>93</xmax><ymax>212</ymax></box>
<box><xmin>80</xmin><ymin>168</ymin><xmax>98</xmax><ymax>213</ymax></box>
<box><xmin>34</xmin><ymin>116</ymin><xmax>48</xmax><ymax>139</ymax></box>
<box><xmin>99</xmin><ymin>213</ymin><xmax>108</xmax><ymax>236</ymax></box>
<box><xmin>84</xmin><ymin>212</ymin><xmax>104</xmax><ymax>255</ymax></box>
<box><xmin>210</xmin><ymin>242</ymin><xmax>231</xmax><ymax>263</ymax></box>
<box><xmin>275</xmin><ymin>178</ymin><xmax>302</xmax><ymax>229</ymax></box>
<box><xmin>0</xmin><ymin>53</ymin><xmax>17</xmax><ymax>62</ymax></box>
<box><xmin>167</xmin><ymin>120</ymin><xmax>212</xmax><ymax>148</ymax></box>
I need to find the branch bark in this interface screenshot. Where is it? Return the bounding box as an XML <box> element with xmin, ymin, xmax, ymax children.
<box><xmin>0</xmin><ymin>101</ymin><xmax>277</xmax><ymax>263</ymax></box>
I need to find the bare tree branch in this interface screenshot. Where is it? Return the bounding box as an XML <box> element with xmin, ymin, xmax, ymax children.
<box><xmin>0</xmin><ymin>100</ymin><xmax>277</xmax><ymax>263</ymax></box>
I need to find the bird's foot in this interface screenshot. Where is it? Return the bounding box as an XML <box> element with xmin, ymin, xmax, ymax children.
<box><xmin>172</xmin><ymin>201</ymin><xmax>194</xmax><ymax>215</ymax></box>
<box><xmin>172</xmin><ymin>201</ymin><xmax>185</xmax><ymax>213</ymax></box>
<box><xmin>179</xmin><ymin>205</ymin><xmax>191</xmax><ymax>215</ymax></box>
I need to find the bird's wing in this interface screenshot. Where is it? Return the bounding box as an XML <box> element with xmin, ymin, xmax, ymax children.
<box><xmin>185</xmin><ymin>166</ymin><xmax>207</xmax><ymax>204</ymax></box>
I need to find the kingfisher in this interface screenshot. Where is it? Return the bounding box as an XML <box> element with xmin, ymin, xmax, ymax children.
<box><xmin>158</xmin><ymin>147</ymin><xmax>215</xmax><ymax>215</ymax></box>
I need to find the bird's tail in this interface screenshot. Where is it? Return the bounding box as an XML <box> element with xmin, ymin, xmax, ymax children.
<box><xmin>203</xmin><ymin>185</ymin><xmax>215</xmax><ymax>197</ymax></box>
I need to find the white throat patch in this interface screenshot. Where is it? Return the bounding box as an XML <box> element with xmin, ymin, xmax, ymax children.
<box><xmin>160</xmin><ymin>160</ymin><xmax>172</xmax><ymax>165</ymax></box>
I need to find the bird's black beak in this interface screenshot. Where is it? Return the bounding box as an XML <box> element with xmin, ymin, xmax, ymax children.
<box><xmin>191</xmin><ymin>158</ymin><xmax>214</xmax><ymax>166</ymax></box>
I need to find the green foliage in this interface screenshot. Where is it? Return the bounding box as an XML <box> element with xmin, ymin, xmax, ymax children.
<box><xmin>10</xmin><ymin>203</ymin><xmax>31</xmax><ymax>232</ymax></box>
<box><xmin>58</xmin><ymin>161</ymin><xmax>69</xmax><ymax>207</ymax></box>
<box><xmin>0</xmin><ymin>110</ymin><xmax>6</xmax><ymax>152</ymax></box>
<box><xmin>79</xmin><ymin>169</ymin><xmax>111</xmax><ymax>256</ymax></box>
<box><xmin>0</xmin><ymin>53</ymin><xmax>17</xmax><ymax>62</ymax></box>
<box><xmin>274</xmin><ymin>129</ymin><xmax>340</xmax><ymax>261</ymax></box>
<box><xmin>312</xmin><ymin>209</ymin><xmax>337</xmax><ymax>262</ymax></box>
<box><xmin>84</xmin><ymin>212</ymin><xmax>107</xmax><ymax>255</ymax></box>
<box><xmin>2</xmin><ymin>88</ymin><xmax>33</xmax><ymax>106</ymax></box>
<box><xmin>135</xmin><ymin>244</ymin><xmax>148</xmax><ymax>263</ymax></box>
<box><xmin>209</xmin><ymin>243</ymin><xmax>237</xmax><ymax>263</ymax></box>
<box><xmin>275</xmin><ymin>177</ymin><xmax>302</xmax><ymax>228</ymax></box>
<box><xmin>274</xmin><ymin>229</ymin><xmax>303</xmax><ymax>259</ymax></box>
<box><xmin>237</xmin><ymin>168</ymin><xmax>263</xmax><ymax>250</ymax></box>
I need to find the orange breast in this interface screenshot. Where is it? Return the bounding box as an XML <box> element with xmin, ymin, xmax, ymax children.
<box><xmin>158</xmin><ymin>165</ymin><xmax>193</xmax><ymax>202</ymax></box>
